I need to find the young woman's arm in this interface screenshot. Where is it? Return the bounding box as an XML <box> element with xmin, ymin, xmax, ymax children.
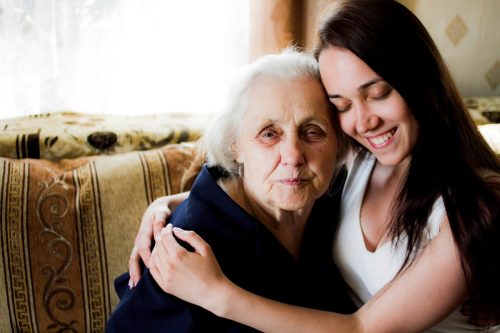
<box><xmin>150</xmin><ymin>218</ymin><xmax>467</xmax><ymax>333</ymax></box>
<box><xmin>129</xmin><ymin>192</ymin><xmax>190</xmax><ymax>285</ymax></box>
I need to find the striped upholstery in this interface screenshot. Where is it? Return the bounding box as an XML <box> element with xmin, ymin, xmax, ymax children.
<box><xmin>0</xmin><ymin>143</ymin><xmax>200</xmax><ymax>332</ymax></box>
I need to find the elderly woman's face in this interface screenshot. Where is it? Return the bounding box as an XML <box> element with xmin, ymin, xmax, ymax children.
<box><xmin>236</xmin><ymin>76</ymin><xmax>337</xmax><ymax>212</ymax></box>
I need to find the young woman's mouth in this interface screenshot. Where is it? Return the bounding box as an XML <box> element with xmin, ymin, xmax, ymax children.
<box><xmin>366</xmin><ymin>128</ymin><xmax>397</xmax><ymax>148</ymax></box>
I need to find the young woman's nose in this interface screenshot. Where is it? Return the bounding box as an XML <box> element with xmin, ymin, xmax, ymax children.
<box><xmin>354</xmin><ymin>103</ymin><xmax>380</xmax><ymax>134</ymax></box>
<box><xmin>280</xmin><ymin>135</ymin><xmax>305</xmax><ymax>167</ymax></box>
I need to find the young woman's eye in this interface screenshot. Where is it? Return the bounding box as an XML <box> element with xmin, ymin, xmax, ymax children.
<box><xmin>338</xmin><ymin>105</ymin><xmax>351</xmax><ymax>112</ymax></box>
<box><xmin>371</xmin><ymin>88</ymin><xmax>392</xmax><ymax>101</ymax></box>
<box><xmin>331</xmin><ymin>100</ymin><xmax>351</xmax><ymax>113</ymax></box>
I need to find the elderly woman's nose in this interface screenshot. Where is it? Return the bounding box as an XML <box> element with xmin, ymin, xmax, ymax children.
<box><xmin>280</xmin><ymin>135</ymin><xmax>305</xmax><ymax>166</ymax></box>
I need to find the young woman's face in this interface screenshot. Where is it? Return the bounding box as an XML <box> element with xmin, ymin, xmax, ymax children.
<box><xmin>236</xmin><ymin>76</ymin><xmax>337</xmax><ymax>212</ymax></box>
<box><xmin>318</xmin><ymin>47</ymin><xmax>419</xmax><ymax>166</ymax></box>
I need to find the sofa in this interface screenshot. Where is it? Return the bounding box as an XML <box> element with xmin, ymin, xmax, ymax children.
<box><xmin>0</xmin><ymin>105</ymin><xmax>499</xmax><ymax>332</ymax></box>
<box><xmin>0</xmin><ymin>112</ymin><xmax>207</xmax><ymax>332</ymax></box>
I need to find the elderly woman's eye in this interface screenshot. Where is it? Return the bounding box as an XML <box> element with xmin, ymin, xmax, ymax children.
<box><xmin>302</xmin><ymin>126</ymin><xmax>327</xmax><ymax>141</ymax></box>
<box><xmin>259</xmin><ymin>128</ymin><xmax>278</xmax><ymax>140</ymax></box>
<box><xmin>262</xmin><ymin>131</ymin><xmax>275</xmax><ymax>138</ymax></box>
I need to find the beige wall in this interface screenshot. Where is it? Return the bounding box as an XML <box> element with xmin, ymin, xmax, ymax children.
<box><xmin>399</xmin><ymin>0</ymin><xmax>500</xmax><ymax>97</ymax></box>
<box><xmin>251</xmin><ymin>0</ymin><xmax>499</xmax><ymax>97</ymax></box>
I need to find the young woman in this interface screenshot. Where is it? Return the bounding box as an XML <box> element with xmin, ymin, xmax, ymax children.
<box><xmin>132</xmin><ymin>1</ymin><xmax>500</xmax><ymax>332</ymax></box>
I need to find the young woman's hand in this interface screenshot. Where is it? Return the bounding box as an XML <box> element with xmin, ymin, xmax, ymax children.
<box><xmin>128</xmin><ymin>196</ymin><xmax>171</xmax><ymax>286</ymax></box>
<box><xmin>150</xmin><ymin>225</ymin><xmax>230</xmax><ymax>315</ymax></box>
<box><xmin>128</xmin><ymin>192</ymin><xmax>189</xmax><ymax>286</ymax></box>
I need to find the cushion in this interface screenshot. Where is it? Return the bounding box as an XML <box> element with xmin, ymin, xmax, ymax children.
<box><xmin>463</xmin><ymin>97</ymin><xmax>500</xmax><ymax>125</ymax></box>
<box><xmin>478</xmin><ymin>123</ymin><xmax>500</xmax><ymax>155</ymax></box>
<box><xmin>0</xmin><ymin>143</ymin><xmax>199</xmax><ymax>332</ymax></box>
<box><xmin>0</xmin><ymin>111</ymin><xmax>212</xmax><ymax>161</ymax></box>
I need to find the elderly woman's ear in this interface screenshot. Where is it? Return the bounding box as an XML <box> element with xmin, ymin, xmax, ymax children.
<box><xmin>231</xmin><ymin>143</ymin><xmax>242</xmax><ymax>164</ymax></box>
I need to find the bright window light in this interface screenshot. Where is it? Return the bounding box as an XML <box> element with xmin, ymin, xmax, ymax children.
<box><xmin>0</xmin><ymin>0</ymin><xmax>250</xmax><ymax>119</ymax></box>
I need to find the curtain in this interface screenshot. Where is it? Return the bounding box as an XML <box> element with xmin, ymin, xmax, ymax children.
<box><xmin>0</xmin><ymin>0</ymin><xmax>250</xmax><ymax>119</ymax></box>
<box><xmin>249</xmin><ymin>0</ymin><xmax>329</xmax><ymax>60</ymax></box>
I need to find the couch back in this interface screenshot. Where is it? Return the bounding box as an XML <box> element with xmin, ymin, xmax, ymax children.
<box><xmin>0</xmin><ymin>144</ymin><xmax>199</xmax><ymax>332</ymax></box>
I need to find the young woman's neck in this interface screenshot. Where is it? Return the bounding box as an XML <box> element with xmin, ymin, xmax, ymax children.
<box><xmin>360</xmin><ymin>157</ymin><xmax>410</xmax><ymax>252</ymax></box>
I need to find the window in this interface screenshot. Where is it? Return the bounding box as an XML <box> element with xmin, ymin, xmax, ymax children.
<box><xmin>0</xmin><ymin>0</ymin><xmax>250</xmax><ymax>119</ymax></box>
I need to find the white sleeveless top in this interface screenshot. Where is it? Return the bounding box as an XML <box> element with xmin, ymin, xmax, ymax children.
<box><xmin>333</xmin><ymin>151</ymin><xmax>499</xmax><ymax>332</ymax></box>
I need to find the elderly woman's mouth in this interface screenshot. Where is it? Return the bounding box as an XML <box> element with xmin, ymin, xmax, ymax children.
<box><xmin>278</xmin><ymin>178</ymin><xmax>307</xmax><ymax>186</ymax></box>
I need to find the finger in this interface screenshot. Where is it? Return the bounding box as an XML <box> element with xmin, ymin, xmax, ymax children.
<box><xmin>153</xmin><ymin>207</ymin><xmax>169</xmax><ymax>238</ymax></box>
<box><xmin>134</xmin><ymin>226</ymin><xmax>154</xmax><ymax>268</ymax></box>
<box><xmin>128</xmin><ymin>250</ymin><xmax>142</xmax><ymax>286</ymax></box>
<box><xmin>138</xmin><ymin>245</ymin><xmax>152</xmax><ymax>268</ymax></box>
<box><xmin>150</xmin><ymin>262</ymin><xmax>171</xmax><ymax>294</ymax></box>
<box><xmin>172</xmin><ymin>227</ymin><xmax>211</xmax><ymax>256</ymax></box>
<box><xmin>154</xmin><ymin>231</ymin><xmax>170</xmax><ymax>258</ymax></box>
<box><xmin>150</xmin><ymin>248</ymin><xmax>161</xmax><ymax>269</ymax></box>
<box><xmin>152</xmin><ymin>232</ymin><xmax>171</xmax><ymax>267</ymax></box>
<box><xmin>160</xmin><ymin>224</ymin><xmax>182</xmax><ymax>254</ymax></box>
<box><xmin>149</xmin><ymin>265</ymin><xmax>162</xmax><ymax>289</ymax></box>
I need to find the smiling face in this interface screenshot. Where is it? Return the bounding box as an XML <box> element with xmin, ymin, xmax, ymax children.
<box><xmin>318</xmin><ymin>47</ymin><xmax>419</xmax><ymax>167</ymax></box>
<box><xmin>235</xmin><ymin>76</ymin><xmax>337</xmax><ymax>213</ymax></box>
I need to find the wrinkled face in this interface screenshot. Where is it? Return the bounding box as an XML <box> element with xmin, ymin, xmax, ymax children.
<box><xmin>236</xmin><ymin>76</ymin><xmax>337</xmax><ymax>212</ymax></box>
<box><xmin>318</xmin><ymin>47</ymin><xmax>419</xmax><ymax>166</ymax></box>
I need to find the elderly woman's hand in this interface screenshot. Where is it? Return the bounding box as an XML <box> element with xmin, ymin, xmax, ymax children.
<box><xmin>150</xmin><ymin>224</ymin><xmax>230</xmax><ymax>316</ymax></box>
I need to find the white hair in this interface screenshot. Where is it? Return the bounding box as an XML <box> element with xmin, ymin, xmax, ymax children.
<box><xmin>203</xmin><ymin>48</ymin><xmax>323</xmax><ymax>176</ymax></box>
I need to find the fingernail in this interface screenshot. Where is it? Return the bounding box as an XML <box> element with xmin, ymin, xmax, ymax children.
<box><xmin>128</xmin><ymin>278</ymin><xmax>135</xmax><ymax>290</ymax></box>
<box><xmin>173</xmin><ymin>227</ymin><xmax>184</xmax><ymax>233</ymax></box>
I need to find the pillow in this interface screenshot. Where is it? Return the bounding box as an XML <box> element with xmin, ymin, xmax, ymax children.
<box><xmin>0</xmin><ymin>143</ymin><xmax>199</xmax><ymax>332</ymax></box>
<box><xmin>0</xmin><ymin>111</ymin><xmax>212</xmax><ymax>160</ymax></box>
<box><xmin>463</xmin><ymin>97</ymin><xmax>500</xmax><ymax>125</ymax></box>
<box><xmin>478</xmin><ymin>123</ymin><xmax>500</xmax><ymax>155</ymax></box>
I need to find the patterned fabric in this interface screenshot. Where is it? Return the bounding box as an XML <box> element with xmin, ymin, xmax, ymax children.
<box><xmin>0</xmin><ymin>111</ymin><xmax>212</xmax><ymax>161</ymax></box>
<box><xmin>463</xmin><ymin>96</ymin><xmax>500</xmax><ymax>125</ymax></box>
<box><xmin>0</xmin><ymin>143</ymin><xmax>200</xmax><ymax>333</ymax></box>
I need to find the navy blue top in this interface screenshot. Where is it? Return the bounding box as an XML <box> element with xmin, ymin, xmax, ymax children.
<box><xmin>106</xmin><ymin>165</ymin><xmax>354</xmax><ymax>332</ymax></box>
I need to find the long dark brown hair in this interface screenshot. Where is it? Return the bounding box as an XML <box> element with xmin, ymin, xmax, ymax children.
<box><xmin>313</xmin><ymin>0</ymin><xmax>500</xmax><ymax>325</ymax></box>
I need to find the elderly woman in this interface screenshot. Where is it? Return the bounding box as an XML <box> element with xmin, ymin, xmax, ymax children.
<box><xmin>105</xmin><ymin>49</ymin><xmax>354</xmax><ymax>332</ymax></box>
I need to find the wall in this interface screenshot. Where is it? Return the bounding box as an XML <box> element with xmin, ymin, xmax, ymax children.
<box><xmin>398</xmin><ymin>0</ymin><xmax>499</xmax><ymax>97</ymax></box>
<box><xmin>303</xmin><ymin>0</ymin><xmax>500</xmax><ymax>97</ymax></box>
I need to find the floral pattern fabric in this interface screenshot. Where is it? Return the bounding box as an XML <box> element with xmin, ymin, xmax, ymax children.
<box><xmin>0</xmin><ymin>111</ymin><xmax>212</xmax><ymax>160</ymax></box>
